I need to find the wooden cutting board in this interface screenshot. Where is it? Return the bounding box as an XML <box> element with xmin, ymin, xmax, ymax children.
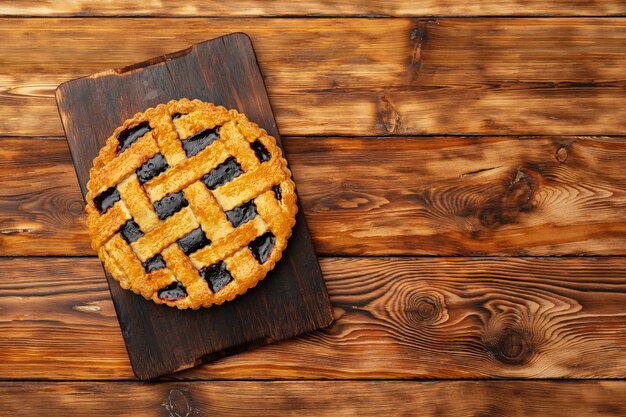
<box><xmin>55</xmin><ymin>33</ymin><xmax>333</xmax><ymax>380</ymax></box>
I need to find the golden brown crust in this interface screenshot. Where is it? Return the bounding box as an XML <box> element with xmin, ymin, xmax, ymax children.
<box><xmin>86</xmin><ymin>98</ymin><xmax>297</xmax><ymax>309</ymax></box>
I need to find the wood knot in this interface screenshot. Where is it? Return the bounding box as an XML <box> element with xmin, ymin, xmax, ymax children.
<box><xmin>407</xmin><ymin>22</ymin><xmax>429</xmax><ymax>80</ymax></box>
<box><xmin>556</xmin><ymin>146</ymin><xmax>568</xmax><ymax>163</ymax></box>
<box><xmin>68</xmin><ymin>199</ymin><xmax>86</xmax><ymax>217</ymax></box>
<box><xmin>485</xmin><ymin>327</ymin><xmax>535</xmax><ymax>366</ymax></box>
<box><xmin>503</xmin><ymin>169</ymin><xmax>536</xmax><ymax>211</ymax></box>
<box><xmin>369</xmin><ymin>284</ymin><xmax>449</xmax><ymax>332</ymax></box>
<box><xmin>377</xmin><ymin>93</ymin><xmax>402</xmax><ymax>134</ymax></box>
<box><xmin>161</xmin><ymin>387</ymin><xmax>196</xmax><ymax>417</ymax></box>
<box><xmin>406</xmin><ymin>291</ymin><xmax>448</xmax><ymax>326</ymax></box>
<box><xmin>412</xmin><ymin>295</ymin><xmax>439</xmax><ymax>322</ymax></box>
<box><xmin>478</xmin><ymin>206</ymin><xmax>504</xmax><ymax>228</ymax></box>
<box><xmin>477</xmin><ymin>167</ymin><xmax>540</xmax><ymax>229</ymax></box>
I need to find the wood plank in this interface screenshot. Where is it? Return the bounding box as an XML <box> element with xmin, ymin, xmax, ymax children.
<box><xmin>3</xmin><ymin>18</ymin><xmax>626</xmax><ymax>136</ymax></box>
<box><xmin>2</xmin><ymin>1</ymin><xmax>625</xmax><ymax>17</ymax></box>
<box><xmin>4</xmin><ymin>257</ymin><xmax>626</xmax><ymax>380</ymax></box>
<box><xmin>2</xmin><ymin>381</ymin><xmax>626</xmax><ymax>416</ymax></box>
<box><xmin>3</xmin><ymin>136</ymin><xmax>626</xmax><ymax>256</ymax></box>
<box><xmin>289</xmin><ymin>136</ymin><xmax>626</xmax><ymax>256</ymax></box>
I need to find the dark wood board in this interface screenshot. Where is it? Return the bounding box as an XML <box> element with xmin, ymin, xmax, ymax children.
<box><xmin>54</xmin><ymin>33</ymin><xmax>333</xmax><ymax>380</ymax></box>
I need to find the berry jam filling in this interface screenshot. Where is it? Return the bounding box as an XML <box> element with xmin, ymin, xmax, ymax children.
<box><xmin>202</xmin><ymin>157</ymin><xmax>243</xmax><ymax>190</ymax></box>
<box><xmin>143</xmin><ymin>254</ymin><xmax>166</xmax><ymax>272</ymax></box>
<box><xmin>200</xmin><ymin>261</ymin><xmax>234</xmax><ymax>293</ymax></box>
<box><xmin>117</xmin><ymin>121</ymin><xmax>151</xmax><ymax>154</ymax></box>
<box><xmin>120</xmin><ymin>219</ymin><xmax>144</xmax><ymax>244</ymax></box>
<box><xmin>250</xmin><ymin>139</ymin><xmax>271</xmax><ymax>163</ymax></box>
<box><xmin>94</xmin><ymin>186</ymin><xmax>121</xmax><ymax>213</ymax></box>
<box><xmin>225</xmin><ymin>201</ymin><xmax>257</xmax><ymax>228</ymax></box>
<box><xmin>182</xmin><ymin>127</ymin><xmax>220</xmax><ymax>157</ymax></box>
<box><xmin>136</xmin><ymin>153</ymin><xmax>169</xmax><ymax>184</ymax></box>
<box><xmin>178</xmin><ymin>227</ymin><xmax>211</xmax><ymax>255</ymax></box>
<box><xmin>158</xmin><ymin>281</ymin><xmax>188</xmax><ymax>301</ymax></box>
<box><xmin>248</xmin><ymin>232</ymin><xmax>276</xmax><ymax>264</ymax></box>
<box><xmin>171</xmin><ymin>112</ymin><xmax>185</xmax><ymax>120</ymax></box>
<box><xmin>153</xmin><ymin>191</ymin><xmax>188</xmax><ymax>220</ymax></box>
<box><xmin>272</xmin><ymin>184</ymin><xmax>282</xmax><ymax>202</ymax></box>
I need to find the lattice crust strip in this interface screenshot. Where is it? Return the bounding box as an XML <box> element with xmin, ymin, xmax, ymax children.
<box><xmin>86</xmin><ymin>99</ymin><xmax>298</xmax><ymax>309</ymax></box>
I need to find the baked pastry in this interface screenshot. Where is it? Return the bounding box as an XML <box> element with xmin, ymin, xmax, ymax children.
<box><xmin>85</xmin><ymin>98</ymin><xmax>297</xmax><ymax>309</ymax></box>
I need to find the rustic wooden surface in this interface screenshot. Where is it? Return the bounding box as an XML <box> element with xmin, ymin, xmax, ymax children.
<box><xmin>2</xmin><ymin>381</ymin><xmax>626</xmax><ymax>416</ymax></box>
<box><xmin>4</xmin><ymin>19</ymin><xmax>626</xmax><ymax>137</ymax></box>
<box><xmin>1</xmin><ymin>1</ymin><xmax>625</xmax><ymax>16</ymax></box>
<box><xmin>2</xmin><ymin>4</ymin><xmax>626</xmax><ymax>415</ymax></box>
<box><xmin>4</xmin><ymin>257</ymin><xmax>626</xmax><ymax>380</ymax></box>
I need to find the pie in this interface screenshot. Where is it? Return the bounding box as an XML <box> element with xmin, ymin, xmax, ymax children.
<box><xmin>85</xmin><ymin>98</ymin><xmax>297</xmax><ymax>309</ymax></box>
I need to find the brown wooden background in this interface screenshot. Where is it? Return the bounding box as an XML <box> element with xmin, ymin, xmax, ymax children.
<box><xmin>2</xmin><ymin>1</ymin><xmax>626</xmax><ymax>415</ymax></box>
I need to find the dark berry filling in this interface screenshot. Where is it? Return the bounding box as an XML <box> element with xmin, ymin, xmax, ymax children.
<box><xmin>272</xmin><ymin>184</ymin><xmax>282</xmax><ymax>201</ymax></box>
<box><xmin>153</xmin><ymin>191</ymin><xmax>188</xmax><ymax>220</ymax></box>
<box><xmin>171</xmin><ymin>112</ymin><xmax>184</xmax><ymax>120</ymax></box>
<box><xmin>117</xmin><ymin>121</ymin><xmax>151</xmax><ymax>153</ymax></box>
<box><xmin>202</xmin><ymin>157</ymin><xmax>243</xmax><ymax>190</ymax></box>
<box><xmin>200</xmin><ymin>261</ymin><xmax>233</xmax><ymax>293</ymax></box>
<box><xmin>158</xmin><ymin>281</ymin><xmax>187</xmax><ymax>301</ymax></box>
<box><xmin>143</xmin><ymin>254</ymin><xmax>166</xmax><ymax>272</ymax></box>
<box><xmin>177</xmin><ymin>227</ymin><xmax>211</xmax><ymax>255</ymax></box>
<box><xmin>225</xmin><ymin>201</ymin><xmax>257</xmax><ymax>228</ymax></box>
<box><xmin>120</xmin><ymin>219</ymin><xmax>144</xmax><ymax>243</ymax></box>
<box><xmin>182</xmin><ymin>127</ymin><xmax>220</xmax><ymax>157</ymax></box>
<box><xmin>93</xmin><ymin>186</ymin><xmax>120</xmax><ymax>213</ymax></box>
<box><xmin>250</xmin><ymin>139</ymin><xmax>271</xmax><ymax>163</ymax></box>
<box><xmin>248</xmin><ymin>232</ymin><xmax>276</xmax><ymax>264</ymax></box>
<box><xmin>136</xmin><ymin>153</ymin><xmax>169</xmax><ymax>184</ymax></box>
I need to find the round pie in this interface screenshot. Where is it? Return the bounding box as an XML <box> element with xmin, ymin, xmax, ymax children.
<box><xmin>85</xmin><ymin>98</ymin><xmax>297</xmax><ymax>309</ymax></box>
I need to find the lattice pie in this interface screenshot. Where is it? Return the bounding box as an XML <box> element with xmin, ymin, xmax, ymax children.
<box><xmin>86</xmin><ymin>99</ymin><xmax>297</xmax><ymax>309</ymax></box>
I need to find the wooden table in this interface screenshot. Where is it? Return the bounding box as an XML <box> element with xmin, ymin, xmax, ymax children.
<box><xmin>2</xmin><ymin>2</ymin><xmax>626</xmax><ymax>415</ymax></box>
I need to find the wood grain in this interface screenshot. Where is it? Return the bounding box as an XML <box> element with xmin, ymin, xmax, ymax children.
<box><xmin>3</xmin><ymin>18</ymin><xmax>626</xmax><ymax>136</ymax></box>
<box><xmin>289</xmin><ymin>136</ymin><xmax>626</xmax><ymax>256</ymax></box>
<box><xmin>2</xmin><ymin>381</ymin><xmax>626</xmax><ymax>416</ymax></box>
<box><xmin>5</xmin><ymin>256</ymin><xmax>626</xmax><ymax>380</ymax></box>
<box><xmin>2</xmin><ymin>1</ymin><xmax>625</xmax><ymax>17</ymax></box>
<box><xmin>0</xmin><ymin>138</ymin><xmax>89</xmax><ymax>255</ymax></box>
<box><xmin>3</xmin><ymin>136</ymin><xmax>626</xmax><ymax>256</ymax></box>
<box><xmin>55</xmin><ymin>33</ymin><xmax>332</xmax><ymax>380</ymax></box>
